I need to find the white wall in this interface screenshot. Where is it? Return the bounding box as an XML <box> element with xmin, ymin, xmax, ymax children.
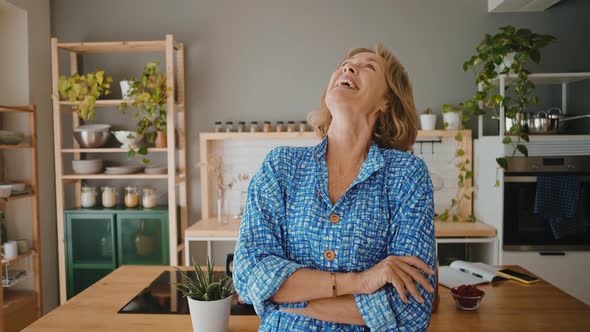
<box><xmin>3</xmin><ymin>0</ymin><xmax>58</xmax><ymax>314</ymax></box>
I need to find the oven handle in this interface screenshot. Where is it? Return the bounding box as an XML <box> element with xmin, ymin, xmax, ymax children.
<box><xmin>505</xmin><ymin>175</ymin><xmax>590</xmax><ymax>183</ymax></box>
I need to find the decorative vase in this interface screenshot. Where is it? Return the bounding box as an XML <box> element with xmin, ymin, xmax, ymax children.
<box><xmin>134</xmin><ymin>220</ymin><xmax>154</xmax><ymax>257</ymax></box>
<box><xmin>187</xmin><ymin>295</ymin><xmax>232</xmax><ymax>332</ymax></box>
<box><xmin>155</xmin><ymin>130</ymin><xmax>167</xmax><ymax>148</ymax></box>
<box><xmin>420</xmin><ymin>114</ymin><xmax>437</xmax><ymax>131</ymax></box>
<box><xmin>443</xmin><ymin>112</ymin><xmax>461</xmax><ymax>130</ymax></box>
<box><xmin>217</xmin><ymin>189</ymin><xmax>228</xmax><ymax>224</ymax></box>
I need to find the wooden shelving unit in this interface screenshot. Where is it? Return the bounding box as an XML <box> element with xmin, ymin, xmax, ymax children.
<box><xmin>0</xmin><ymin>105</ymin><xmax>42</xmax><ymax>332</ymax></box>
<box><xmin>51</xmin><ymin>35</ymin><xmax>188</xmax><ymax>303</ymax></box>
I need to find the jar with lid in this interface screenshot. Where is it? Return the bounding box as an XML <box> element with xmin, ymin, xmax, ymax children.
<box><xmin>237</xmin><ymin>121</ymin><xmax>246</xmax><ymax>132</ymax></box>
<box><xmin>276</xmin><ymin>121</ymin><xmax>285</xmax><ymax>132</ymax></box>
<box><xmin>124</xmin><ymin>186</ymin><xmax>140</xmax><ymax>208</ymax></box>
<box><xmin>214</xmin><ymin>121</ymin><xmax>223</xmax><ymax>133</ymax></box>
<box><xmin>81</xmin><ymin>186</ymin><xmax>97</xmax><ymax>208</ymax></box>
<box><xmin>287</xmin><ymin>121</ymin><xmax>296</xmax><ymax>132</ymax></box>
<box><xmin>225</xmin><ymin>121</ymin><xmax>234</xmax><ymax>132</ymax></box>
<box><xmin>263</xmin><ymin>121</ymin><xmax>272</xmax><ymax>132</ymax></box>
<box><xmin>101</xmin><ymin>186</ymin><xmax>118</xmax><ymax>208</ymax></box>
<box><xmin>142</xmin><ymin>187</ymin><xmax>158</xmax><ymax>209</ymax></box>
<box><xmin>249</xmin><ymin>121</ymin><xmax>259</xmax><ymax>132</ymax></box>
<box><xmin>299</xmin><ymin>121</ymin><xmax>308</xmax><ymax>132</ymax></box>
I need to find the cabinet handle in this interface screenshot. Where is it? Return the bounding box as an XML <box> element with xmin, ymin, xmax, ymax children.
<box><xmin>539</xmin><ymin>252</ymin><xmax>565</xmax><ymax>256</ymax></box>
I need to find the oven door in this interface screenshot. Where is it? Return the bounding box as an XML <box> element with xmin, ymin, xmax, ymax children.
<box><xmin>503</xmin><ymin>175</ymin><xmax>590</xmax><ymax>251</ymax></box>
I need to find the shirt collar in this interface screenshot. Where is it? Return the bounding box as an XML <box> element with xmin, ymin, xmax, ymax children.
<box><xmin>312</xmin><ymin>135</ymin><xmax>385</xmax><ymax>185</ymax></box>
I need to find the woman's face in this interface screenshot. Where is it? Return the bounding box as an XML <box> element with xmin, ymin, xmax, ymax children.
<box><xmin>325</xmin><ymin>52</ymin><xmax>389</xmax><ymax>118</ymax></box>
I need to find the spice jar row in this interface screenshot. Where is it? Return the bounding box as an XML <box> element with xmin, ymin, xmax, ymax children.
<box><xmin>81</xmin><ymin>185</ymin><xmax>159</xmax><ymax>209</ymax></box>
<box><xmin>214</xmin><ymin>121</ymin><xmax>309</xmax><ymax>133</ymax></box>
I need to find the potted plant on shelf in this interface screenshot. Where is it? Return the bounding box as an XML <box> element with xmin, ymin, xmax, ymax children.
<box><xmin>58</xmin><ymin>68</ymin><xmax>113</xmax><ymax>120</ymax></box>
<box><xmin>447</xmin><ymin>25</ymin><xmax>555</xmax><ymax>170</ymax></box>
<box><xmin>119</xmin><ymin>61</ymin><xmax>169</xmax><ymax>159</ymax></box>
<box><xmin>442</xmin><ymin>104</ymin><xmax>462</xmax><ymax>130</ymax></box>
<box><xmin>420</xmin><ymin>108</ymin><xmax>437</xmax><ymax>131</ymax></box>
<box><xmin>176</xmin><ymin>259</ymin><xmax>235</xmax><ymax>332</ymax></box>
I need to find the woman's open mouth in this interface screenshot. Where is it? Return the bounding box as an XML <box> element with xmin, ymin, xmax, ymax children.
<box><xmin>335</xmin><ymin>78</ymin><xmax>359</xmax><ymax>90</ymax></box>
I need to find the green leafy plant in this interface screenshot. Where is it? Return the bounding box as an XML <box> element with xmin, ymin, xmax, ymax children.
<box><xmin>175</xmin><ymin>258</ymin><xmax>235</xmax><ymax>301</ymax></box>
<box><xmin>437</xmin><ymin>129</ymin><xmax>476</xmax><ymax>223</ymax></box>
<box><xmin>422</xmin><ymin>107</ymin><xmax>433</xmax><ymax>115</ymax></box>
<box><xmin>119</xmin><ymin>61</ymin><xmax>169</xmax><ymax>163</ymax></box>
<box><xmin>58</xmin><ymin>68</ymin><xmax>113</xmax><ymax>120</ymax></box>
<box><xmin>447</xmin><ymin>26</ymin><xmax>555</xmax><ymax>170</ymax></box>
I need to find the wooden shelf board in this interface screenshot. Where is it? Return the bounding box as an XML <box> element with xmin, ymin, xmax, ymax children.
<box><xmin>62</xmin><ymin>174</ymin><xmax>170</xmax><ymax>180</ymax></box>
<box><xmin>2</xmin><ymin>290</ymin><xmax>36</xmax><ymax>311</ymax></box>
<box><xmin>0</xmin><ymin>145</ymin><xmax>33</xmax><ymax>149</ymax></box>
<box><xmin>59</xmin><ymin>100</ymin><xmax>183</xmax><ymax>108</ymax></box>
<box><xmin>57</xmin><ymin>40</ymin><xmax>167</xmax><ymax>54</ymax></box>
<box><xmin>61</xmin><ymin>148</ymin><xmax>168</xmax><ymax>153</ymax></box>
<box><xmin>0</xmin><ymin>105</ymin><xmax>35</xmax><ymax>112</ymax></box>
<box><xmin>1</xmin><ymin>250</ymin><xmax>35</xmax><ymax>266</ymax></box>
<box><xmin>185</xmin><ymin>218</ymin><xmax>496</xmax><ymax>239</ymax></box>
<box><xmin>1</xmin><ymin>192</ymin><xmax>35</xmax><ymax>202</ymax></box>
<box><xmin>200</xmin><ymin>130</ymin><xmax>469</xmax><ymax>141</ymax></box>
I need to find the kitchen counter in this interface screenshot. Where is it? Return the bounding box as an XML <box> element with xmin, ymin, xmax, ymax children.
<box><xmin>23</xmin><ymin>265</ymin><xmax>589</xmax><ymax>331</ymax></box>
<box><xmin>185</xmin><ymin>219</ymin><xmax>497</xmax><ymax>239</ymax></box>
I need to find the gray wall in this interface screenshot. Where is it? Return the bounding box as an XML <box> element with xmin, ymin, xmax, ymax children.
<box><xmin>49</xmin><ymin>0</ymin><xmax>589</xmax><ymax>305</ymax></box>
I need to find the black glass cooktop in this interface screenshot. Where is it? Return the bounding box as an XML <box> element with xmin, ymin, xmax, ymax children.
<box><xmin>118</xmin><ymin>271</ymin><xmax>256</xmax><ymax>315</ymax></box>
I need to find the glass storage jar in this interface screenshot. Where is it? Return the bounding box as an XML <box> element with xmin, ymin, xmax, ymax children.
<box><xmin>249</xmin><ymin>121</ymin><xmax>259</xmax><ymax>132</ymax></box>
<box><xmin>101</xmin><ymin>186</ymin><xmax>118</xmax><ymax>208</ymax></box>
<box><xmin>124</xmin><ymin>186</ymin><xmax>140</xmax><ymax>208</ymax></box>
<box><xmin>80</xmin><ymin>186</ymin><xmax>97</xmax><ymax>208</ymax></box>
<box><xmin>287</xmin><ymin>121</ymin><xmax>296</xmax><ymax>132</ymax></box>
<box><xmin>142</xmin><ymin>187</ymin><xmax>158</xmax><ymax>208</ymax></box>
<box><xmin>276</xmin><ymin>121</ymin><xmax>285</xmax><ymax>132</ymax></box>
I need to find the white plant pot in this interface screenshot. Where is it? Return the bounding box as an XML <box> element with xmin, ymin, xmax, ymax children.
<box><xmin>120</xmin><ymin>80</ymin><xmax>131</xmax><ymax>100</ymax></box>
<box><xmin>443</xmin><ymin>112</ymin><xmax>461</xmax><ymax>130</ymax></box>
<box><xmin>187</xmin><ymin>295</ymin><xmax>232</xmax><ymax>332</ymax></box>
<box><xmin>420</xmin><ymin>114</ymin><xmax>437</xmax><ymax>131</ymax></box>
<box><xmin>495</xmin><ymin>52</ymin><xmax>516</xmax><ymax>74</ymax></box>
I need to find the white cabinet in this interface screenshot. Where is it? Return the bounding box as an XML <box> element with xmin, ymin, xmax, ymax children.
<box><xmin>502</xmin><ymin>251</ymin><xmax>590</xmax><ymax>305</ymax></box>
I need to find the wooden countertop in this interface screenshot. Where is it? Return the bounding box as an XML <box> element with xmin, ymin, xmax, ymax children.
<box><xmin>185</xmin><ymin>218</ymin><xmax>497</xmax><ymax>239</ymax></box>
<box><xmin>24</xmin><ymin>265</ymin><xmax>589</xmax><ymax>331</ymax></box>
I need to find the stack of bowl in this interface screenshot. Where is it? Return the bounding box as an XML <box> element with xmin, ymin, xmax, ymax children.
<box><xmin>72</xmin><ymin>160</ymin><xmax>103</xmax><ymax>175</ymax></box>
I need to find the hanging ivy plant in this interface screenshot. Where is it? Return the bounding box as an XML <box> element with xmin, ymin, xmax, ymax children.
<box><xmin>58</xmin><ymin>68</ymin><xmax>113</xmax><ymax>120</ymax></box>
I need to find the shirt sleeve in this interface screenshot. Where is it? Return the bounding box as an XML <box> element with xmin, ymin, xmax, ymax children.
<box><xmin>353</xmin><ymin>158</ymin><xmax>436</xmax><ymax>331</ymax></box>
<box><xmin>233</xmin><ymin>148</ymin><xmax>307</xmax><ymax>319</ymax></box>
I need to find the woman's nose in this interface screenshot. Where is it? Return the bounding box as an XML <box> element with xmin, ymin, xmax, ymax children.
<box><xmin>342</xmin><ymin>63</ymin><xmax>356</xmax><ymax>74</ymax></box>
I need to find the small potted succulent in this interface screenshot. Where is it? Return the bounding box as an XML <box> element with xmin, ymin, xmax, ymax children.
<box><xmin>175</xmin><ymin>259</ymin><xmax>235</xmax><ymax>332</ymax></box>
<box><xmin>119</xmin><ymin>62</ymin><xmax>169</xmax><ymax>149</ymax></box>
<box><xmin>420</xmin><ymin>108</ymin><xmax>437</xmax><ymax>131</ymax></box>
<box><xmin>58</xmin><ymin>68</ymin><xmax>113</xmax><ymax>120</ymax></box>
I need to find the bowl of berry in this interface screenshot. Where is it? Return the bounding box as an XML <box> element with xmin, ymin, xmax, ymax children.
<box><xmin>450</xmin><ymin>285</ymin><xmax>485</xmax><ymax>310</ymax></box>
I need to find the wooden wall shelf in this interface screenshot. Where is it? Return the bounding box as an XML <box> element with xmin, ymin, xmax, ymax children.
<box><xmin>51</xmin><ymin>35</ymin><xmax>188</xmax><ymax>304</ymax></box>
<box><xmin>0</xmin><ymin>105</ymin><xmax>42</xmax><ymax>332</ymax></box>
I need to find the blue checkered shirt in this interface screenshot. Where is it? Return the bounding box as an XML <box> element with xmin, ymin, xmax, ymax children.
<box><xmin>234</xmin><ymin>137</ymin><xmax>436</xmax><ymax>331</ymax></box>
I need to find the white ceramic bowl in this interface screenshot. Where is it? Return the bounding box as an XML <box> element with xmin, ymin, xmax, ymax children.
<box><xmin>0</xmin><ymin>185</ymin><xmax>13</xmax><ymax>198</ymax></box>
<box><xmin>72</xmin><ymin>159</ymin><xmax>103</xmax><ymax>175</ymax></box>
<box><xmin>0</xmin><ymin>130</ymin><xmax>25</xmax><ymax>145</ymax></box>
<box><xmin>112</xmin><ymin>131</ymin><xmax>143</xmax><ymax>149</ymax></box>
<box><xmin>5</xmin><ymin>183</ymin><xmax>25</xmax><ymax>192</ymax></box>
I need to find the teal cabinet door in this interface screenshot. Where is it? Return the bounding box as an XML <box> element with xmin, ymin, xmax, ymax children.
<box><xmin>65</xmin><ymin>211</ymin><xmax>117</xmax><ymax>299</ymax></box>
<box><xmin>116</xmin><ymin>209</ymin><xmax>169</xmax><ymax>266</ymax></box>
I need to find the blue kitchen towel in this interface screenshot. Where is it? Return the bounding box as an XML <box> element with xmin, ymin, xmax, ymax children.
<box><xmin>533</xmin><ymin>175</ymin><xmax>584</xmax><ymax>239</ymax></box>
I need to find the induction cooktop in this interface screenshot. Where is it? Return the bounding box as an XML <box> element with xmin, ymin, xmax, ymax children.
<box><xmin>118</xmin><ymin>271</ymin><xmax>256</xmax><ymax>315</ymax></box>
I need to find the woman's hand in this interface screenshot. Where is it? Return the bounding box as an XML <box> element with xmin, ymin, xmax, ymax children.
<box><xmin>358</xmin><ymin>256</ymin><xmax>435</xmax><ymax>304</ymax></box>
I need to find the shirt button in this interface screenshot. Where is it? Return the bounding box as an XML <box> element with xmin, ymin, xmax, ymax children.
<box><xmin>324</xmin><ymin>249</ymin><xmax>335</xmax><ymax>261</ymax></box>
<box><xmin>329</xmin><ymin>213</ymin><xmax>340</xmax><ymax>224</ymax></box>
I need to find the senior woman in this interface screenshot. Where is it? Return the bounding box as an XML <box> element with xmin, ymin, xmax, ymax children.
<box><xmin>233</xmin><ymin>44</ymin><xmax>436</xmax><ymax>331</ymax></box>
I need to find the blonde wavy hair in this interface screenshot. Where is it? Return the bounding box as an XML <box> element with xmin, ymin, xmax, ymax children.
<box><xmin>308</xmin><ymin>43</ymin><xmax>418</xmax><ymax>152</ymax></box>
